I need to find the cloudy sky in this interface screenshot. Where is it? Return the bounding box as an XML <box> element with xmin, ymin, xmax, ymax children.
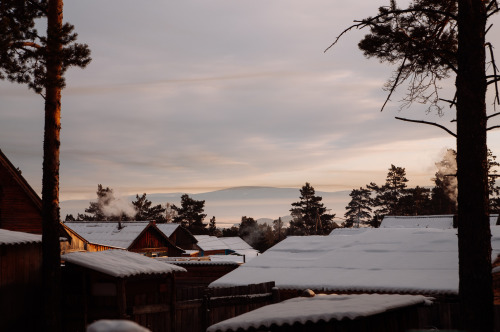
<box><xmin>1</xmin><ymin>1</ymin><xmax>499</xmax><ymax>205</ymax></box>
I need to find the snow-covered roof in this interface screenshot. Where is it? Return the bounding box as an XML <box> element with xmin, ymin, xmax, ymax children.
<box><xmin>491</xmin><ymin>214</ymin><xmax>499</xmax><ymax>226</ymax></box>
<box><xmin>218</xmin><ymin>237</ymin><xmax>253</xmax><ymax>250</ymax></box>
<box><xmin>207</xmin><ymin>294</ymin><xmax>432</xmax><ymax>332</ymax></box>
<box><xmin>218</xmin><ymin>237</ymin><xmax>259</xmax><ymax>259</ymax></box>
<box><xmin>380</xmin><ymin>215</ymin><xmax>454</xmax><ymax>229</ymax></box>
<box><xmin>156</xmin><ymin>257</ymin><xmax>239</xmax><ymax>266</ymax></box>
<box><xmin>155</xmin><ymin>223</ymin><xmax>180</xmax><ymax>237</ymax></box>
<box><xmin>211</xmin><ymin>227</ymin><xmax>500</xmax><ymax>295</ymax></box>
<box><xmin>195</xmin><ymin>235</ymin><xmax>230</xmax><ymax>251</ymax></box>
<box><xmin>62</xmin><ymin>249</ymin><xmax>186</xmax><ymax>278</ymax></box>
<box><xmin>0</xmin><ymin>228</ymin><xmax>42</xmax><ymax>245</ymax></box>
<box><xmin>86</xmin><ymin>319</ymin><xmax>151</xmax><ymax>332</ymax></box>
<box><xmin>380</xmin><ymin>214</ymin><xmax>500</xmax><ymax>228</ymax></box>
<box><xmin>64</xmin><ymin>222</ymin><xmax>150</xmax><ymax>249</ymax></box>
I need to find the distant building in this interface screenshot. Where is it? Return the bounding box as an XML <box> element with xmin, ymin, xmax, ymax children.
<box><xmin>380</xmin><ymin>214</ymin><xmax>499</xmax><ymax>229</ymax></box>
<box><xmin>62</xmin><ymin>221</ymin><xmax>184</xmax><ymax>256</ymax></box>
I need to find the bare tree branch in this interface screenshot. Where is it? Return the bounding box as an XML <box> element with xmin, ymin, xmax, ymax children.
<box><xmin>486</xmin><ymin>42</ymin><xmax>500</xmax><ymax>105</ymax></box>
<box><xmin>488</xmin><ymin>112</ymin><xmax>500</xmax><ymax>120</ymax></box>
<box><xmin>395</xmin><ymin>116</ymin><xmax>457</xmax><ymax>137</ymax></box>
<box><xmin>380</xmin><ymin>57</ymin><xmax>407</xmax><ymax>112</ymax></box>
<box><xmin>324</xmin><ymin>7</ymin><xmax>457</xmax><ymax>53</ymax></box>
<box><xmin>487</xmin><ymin>125</ymin><xmax>500</xmax><ymax>131</ymax></box>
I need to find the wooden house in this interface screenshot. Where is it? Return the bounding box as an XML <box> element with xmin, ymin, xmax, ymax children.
<box><xmin>62</xmin><ymin>221</ymin><xmax>184</xmax><ymax>257</ymax></box>
<box><xmin>157</xmin><ymin>259</ymin><xmax>240</xmax><ymax>288</ymax></box>
<box><xmin>0</xmin><ymin>229</ymin><xmax>43</xmax><ymax>331</ymax></box>
<box><xmin>194</xmin><ymin>235</ymin><xmax>236</xmax><ymax>256</ymax></box>
<box><xmin>155</xmin><ymin>223</ymin><xmax>199</xmax><ymax>251</ymax></box>
<box><xmin>211</xmin><ymin>227</ymin><xmax>500</xmax><ymax>330</ymax></box>
<box><xmin>0</xmin><ymin>149</ymin><xmax>43</xmax><ymax>234</ymax></box>
<box><xmin>61</xmin><ymin>249</ymin><xmax>186</xmax><ymax>332</ymax></box>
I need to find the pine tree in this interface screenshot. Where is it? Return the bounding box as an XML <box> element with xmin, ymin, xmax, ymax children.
<box><xmin>273</xmin><ymin>217</ymin><xmax>285</xmax><ymax>242</ymax></box>
<box><xmin>208</xmin><ymin>216</ymin><xmax>219</xmax><ymax>236</ymax></box>
<box><xmin>1</xmin><ymin>1</ymin><xmax>91</xmax><ymax>330</ymax></box>
<box><xmin>172</xmin><ymin>194</ymin><xmax>207</xmax><ymax>235</ymax></box>
<box><xmin>328</xmin><ymin>0</ymin><xmax>499</xmax><ymax>328</ymax></box>
<box><xmin>132</xmin><ymin>193</ymin><xmax>166</xmax><ymax>222</ymax></box>
<box><xmin>367</xmin><ymin>165</ymin><xmax>409</xmax><ymax>220</ymax></box>
<box><xmin>344</xmin><ymin>187</ymin><xmax>372</xmax><ymax>227</ymax></box>
<box><xmin>398</xmin><ymin>186</ymin><xmax>432</xmax><ymax>215</ymax></box>
<box><xmin>289</xmin><ymin>183</ymin><xmax>335</xmax><ymax>235</ymax></box>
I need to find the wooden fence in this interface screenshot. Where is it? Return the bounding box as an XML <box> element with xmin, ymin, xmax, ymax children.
<box><xmin>175</xmin><ymin>281</ymin><xmax>278</xmax><ymax>332</ymax></box>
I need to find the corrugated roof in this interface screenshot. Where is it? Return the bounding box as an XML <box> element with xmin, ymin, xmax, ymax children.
<box><xmin>62</xmin><ymin>249</ymin><xmax>186</xmax><ymax>277</ymax></box>
<box><xmin>155</xmin><ymin>223</ymin><xmax>180</xmax><ymax>237</ymax></box>
<box><xmin>195</xmin><ymin>235</ymin><xmax>229</xmax><ymax>251</ymax></box>
<box><xmin>64</xmin><ymin>222</ymin><xmax>149</xmax><ymax>249</ymax></box>
<box><xmin>207</xmin><ymin>294</ymin><xmax>432</xmax><ymax>332</ymax></box>
<box><xmin>380</xmin><ymin>215</ymin><xmax>454</xmax><ymax>229</ymax></box>
<box><xmin>0</xmin><ymin>228</ymin><xmax>42</xmax><ymax>245</ymax></box>
<box><xmin>210</xmin><ymin>227</ymin><xmax>500</xmax><ymax>295</ymax></box>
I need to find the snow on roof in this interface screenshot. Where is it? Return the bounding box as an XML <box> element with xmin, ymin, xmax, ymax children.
<box><xmin>218</xmin><ymin>237</ymin><xmax>253</xmax><ymax>250</ymax></box>
<box><xmin>207</xmin><ymin>293</ymin><xmax>432</xmax><ymax>332</ymax></box>
<box><xmin>380</xmin><ymin>215</ymin><xmax>454</xmax><ymax>229</ymax></box>
<box><xmin>491</xmin><ymin>214</ymin><xmax>499</xmax><ymax>226</ymax></box>
<box><xmin>156</xmin><ymin>257</ymin><xmax>239</xmax><ymax>266</ymax></box>
<box><xmin>211</xmin><ymin>227</ymin><xmax>500</xmax><ymax>295</ymax></box>
<box><xmin>86</xmin><ymin>319</ymin><xmax>151</xmax><ymax>332</ymax></box>
<box><xmin>155</xmin><ymin>223</ymin><xmax>180</xmax><ymax>237</ymax></box>
<box><xmin>0</xmin><ymin>228</ymin><xmax>42</xmax><ymax>245</ymax></box>
<box><xmin>218</xmin><ymin>237</ymin><xmax>259</xmax><ymax>259</ymax></box>
<box><xmin>64</xmin><ymin>222</ymin><xmax>150</xmax><ymax>249</ymax></box>
<box><xmin>62</xmin><ymin>249</ymin><xmax>186</xmax><ymax>278</ymax></box>
<box><xmin>195</xmin><ymin>235</ymin><xmax>230</xmax><ymax>251</ymax></box>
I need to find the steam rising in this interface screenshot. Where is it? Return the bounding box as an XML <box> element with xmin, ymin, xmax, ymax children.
<box><xmin>99</xmin><ymin>190</ymin><xmax>137</xmax><ymax>218</ymax></box>
<box><xmin>436</xmin><ymin>149</ymin><xmax>458</xmax><ymax>205</ymax></box>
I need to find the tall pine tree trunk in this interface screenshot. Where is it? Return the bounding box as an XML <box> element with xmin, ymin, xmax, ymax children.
<box><xmin>456</xmin><ymin>0</ymin><xmax>493</xmax><ymax>331</ymax></box>
<box><xmin>42</xmin><ymin>0</ymin><xmax>63</xmax><ymax>331</ymax></box>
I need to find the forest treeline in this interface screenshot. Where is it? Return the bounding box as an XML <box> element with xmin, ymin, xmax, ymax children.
<box><xmin>65</xmin><ymin>149</ymin><xmax>500</xmax><ymax>252</ymax></box>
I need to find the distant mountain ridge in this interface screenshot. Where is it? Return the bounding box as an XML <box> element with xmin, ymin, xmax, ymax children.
<box><xmin>60</xmin><ymin>186</ymin><xmax>350</xmax><ymax>227</ymax></box>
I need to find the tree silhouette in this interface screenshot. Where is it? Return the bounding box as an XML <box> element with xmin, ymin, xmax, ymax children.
<box><xmin>289</xmin><ymin>183</ymin><xmax>335</xmax><ymax>235</ymax></box>
<box><xmin>327</xmin><ymin>0</ymin><xmax>499</xmax><ymax>329</ymax></box>
<box><xmin>1</xmin><ymin>1</ymin><xmax>91</xmax><ymax>330</ymax></box>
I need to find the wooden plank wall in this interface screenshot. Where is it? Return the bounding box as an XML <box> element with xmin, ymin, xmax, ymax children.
<box><xmin>174</xmin><ymin>263</ymin><xmax>239</xmax><ymax>288</ymax></box>
<box><xmin>0</xmin><ymin>168</ymin><xmax>42</xmax><ymax>234</ymax></box>
<box><xmin>0</xmin><ymin>243</ymin><xmax>42</xmax><ymax>331</ymax></box>
<box><xmin>175</xmin><ymin>281</ymin><xmax>277</xmax><ymax>332</ymax></box>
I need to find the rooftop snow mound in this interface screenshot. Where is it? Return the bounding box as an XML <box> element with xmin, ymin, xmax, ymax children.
<box><xmin>0</xmin><ymin>228</ymin><xmax>42</xmax><ymax>245</ymax></box>
<box><xmin>207</xmin><ymin>293</ymin><xmax>432</xmax><ymax>332</ymax></box>
<box><xmin>62</xmin><ymin>249</ymin><xmax>186</xmax><ymax>278</ymax></box>
<box><xmin>211</xmin><ymin>227</ymin><xmax>500</xmax><ymax>295</ymax></box>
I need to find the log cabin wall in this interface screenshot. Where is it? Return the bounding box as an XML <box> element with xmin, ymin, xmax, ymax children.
<box><xmin>62</xmin><ymin>264</ymin><xmax>176</xmax><ymax>332</ymax></box>
<box><xmin>0</xmin><ymin>153</ymin><xmax>43</xmax><ymax>234</ymax></box>
<box><xmin>129</xmin><ymin>226</ymin><xmax>184</xmax><ymax>257</ymax></box>
<box><xmin>0</xmin><ymin>242</ymin><xmax>43</xmax><ymax>331</ymax></box>
<box><xmin>171</xmin><ymin>227</ymin><xmax>199</xmax><ymax>250</ymax></box>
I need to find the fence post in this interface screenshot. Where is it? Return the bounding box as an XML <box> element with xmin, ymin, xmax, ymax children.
<box><xmin>272</xmin><ymin>287</ymin><xmax>280</xmax><ymax>303</ymax></box>
<box><xmin>202</xmin><ymin>287</ymin><xmax>212</xmax><ymax>332</ymax></box>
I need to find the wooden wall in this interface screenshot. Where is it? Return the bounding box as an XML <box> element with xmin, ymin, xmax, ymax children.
<box><xmin>130</xmin><ymin>227</ymin><xmax>184</xmax><ymax>257</ymax></box>
<box><xmin>62</xmin><ymin>264</ymin><xmax>177</xmax><ymax>332</ymax></box>
<box><xmin>0</xmin><ymin>242</ymin><xmax>42</xmax><ymax>331</ymax></box>
<box><xmin>173</xmin><ymin>262</ymin><xmax>239</xmax><ymax>288</ymax></box>
<box><xmin>0</xmin><ymin>166</ymin><xmax>42</xmax><ymax>234</ymax></box>
<box><xmin>170</xmin><ymin>227</ymin><xmax>199</xmax><ymax>250</ymax></box>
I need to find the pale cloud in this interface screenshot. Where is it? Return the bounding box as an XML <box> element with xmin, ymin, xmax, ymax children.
<box><xmin>1</xmin><ymin>0</ymin><xmax>499</xmax><ymax>210</ymax></box>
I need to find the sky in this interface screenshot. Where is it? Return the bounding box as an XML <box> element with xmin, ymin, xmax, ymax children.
<box><xmin>1</xmin><ymin>1</ymin><xmax>500</xmax><ymax>205</ymax></box>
